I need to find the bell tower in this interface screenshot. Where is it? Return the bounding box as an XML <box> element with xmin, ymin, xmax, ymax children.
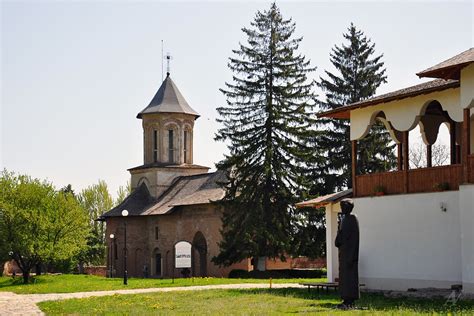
<box><xmin>129</xmin><ymin>73</ymin><xmax>209</xmax><ymax>197</ymax></box>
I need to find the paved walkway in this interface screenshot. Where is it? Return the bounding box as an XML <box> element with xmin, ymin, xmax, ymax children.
<box><xmin>0</xmin><ymin>283</ymin><xmax>304</xmax><ymax>315</ymax></box>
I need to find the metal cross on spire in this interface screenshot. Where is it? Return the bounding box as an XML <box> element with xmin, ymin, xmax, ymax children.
<box><xmin>165</xmin><ymin>52</ymin><xmax>173</xmax><ymax>77</ymax></box>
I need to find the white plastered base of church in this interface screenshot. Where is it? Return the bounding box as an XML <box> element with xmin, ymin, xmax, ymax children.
<box><xmin>325</xmin><ymin>184</ymin><xmax>474</xmax><ymax>294</ymax></box>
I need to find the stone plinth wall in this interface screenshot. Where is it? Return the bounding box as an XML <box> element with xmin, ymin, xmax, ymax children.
<box><xmin>84</xmin><ymin>266</ymin><xmax>107</xmax><ymax>277</ymax></box>
<box><xmin>291</xmin><ymin>257</ymin><xmax>326</xmax><ymax>269</ymax></box>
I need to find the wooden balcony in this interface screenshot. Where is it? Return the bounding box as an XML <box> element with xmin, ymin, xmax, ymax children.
<box><xmin>351</xmin><ymin>107</ymin><xmax>472</xmax><ymax>198</ymax></box>
<box><xmin>355</xmin><ymin>164</ymin><xmax>465</xmax><ymax>198</ymax></box>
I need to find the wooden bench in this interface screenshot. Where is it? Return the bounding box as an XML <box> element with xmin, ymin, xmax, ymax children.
<box><xmin>300</xmin><ymin>282</ymin><xmax>365</xmax><ymax>294</ymax></box>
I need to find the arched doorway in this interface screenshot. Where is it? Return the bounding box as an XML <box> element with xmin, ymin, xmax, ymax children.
<box><xmin>152</xmin><ymin>248</ymin><xmax>162</xmax><ymax>277</ymax></box>
<box><xmin>192</xmin><ymin>232</ymin><xmax>207</xmax><ymax>277</ymax></box>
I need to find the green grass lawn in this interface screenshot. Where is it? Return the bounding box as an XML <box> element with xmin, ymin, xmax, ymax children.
<box><xmin>0</xmin><ymin>274</ymin><xmax>324</xmax><ymax>294</ymax></box>
<box><xmin>38</xmin><ymin>288</ymin><xmax>474</xmax><ymax>315</ymax></box>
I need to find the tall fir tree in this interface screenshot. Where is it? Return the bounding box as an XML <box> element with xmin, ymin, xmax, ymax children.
<box><xmin>316</xmin><ymin>23</ymin><xmax>396</xmax><ymax>194</ymax></box>
<box><xmin>212</xmin><ymin>3</ymin><xmax>318</xmax><ymax>268</ymax></box>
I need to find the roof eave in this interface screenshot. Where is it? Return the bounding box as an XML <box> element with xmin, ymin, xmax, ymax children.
<box><xmin>137</xmin><ymin>111</ymin><xmax>200</xmax><ymax>120</ymax></box>
<box><xmin>317</xmin><ymin>80</ymin><xmax>459</xmax><ymax>120</ymax></box>
<box><xmin>416</xmin><ymin>63</ymin><xmax>471</xmax><ymax>80</ymax></box>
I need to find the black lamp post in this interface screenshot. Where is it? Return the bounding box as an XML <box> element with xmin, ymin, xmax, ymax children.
<box><xmin>122</xmin><ymin>209</ymin><xmax>129</xmax><ymax>285</ymax></box>
<box><xmin>109</xmin><ymin>234</ymin><xmax>115</xmax><ymax>278</ymax></box>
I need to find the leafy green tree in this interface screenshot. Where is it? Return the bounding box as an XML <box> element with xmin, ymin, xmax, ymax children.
<box><xmin>213</xmin><ymin>3</ymin><xmax>318</xmax><ymax>268</ymax></box>
<box><xmin>0</xmin><ymin>170</ymin><xmax>89</xmax><ymax>283</ymax></box>
<box><xmin>316</xmin><ymin>23</ymin><xmax>395</xmax><ymax>194</ymax></box>
<box><xmin>116</xmin><ymin>181</ymin><xmax>131</xmax><ymax>205</ymax></box>
<box><xmin>77</xmin><ymin>180</ymin><xmax>114</xmax><ymax>266</ymax></box>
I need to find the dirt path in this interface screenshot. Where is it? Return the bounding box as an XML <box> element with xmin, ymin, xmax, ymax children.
<box><xmin>0</xmin><ymin>283</ymin><xmax>304</xmax><ymax>315</ymax></box>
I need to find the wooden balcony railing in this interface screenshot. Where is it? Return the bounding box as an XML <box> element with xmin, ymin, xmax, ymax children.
<box><xmin>408</xmin><ymin>164</ymin><xmax>462</xmax><ymax>193</ymax></box>
<box><xmin>356</xmin><ymin>170</ymin><xmax>404</xmax><ymax>197</ymax></box>
<box><xmin>355</xmin><ymin>164</ymin><xmax>464</xmax><ymax>198</ymax></box>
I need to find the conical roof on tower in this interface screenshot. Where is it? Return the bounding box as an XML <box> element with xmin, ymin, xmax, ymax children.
<box><xmin>137</xmin><ymin>74</ymin><xmax>200</xmax><ymax>119</ymax></box>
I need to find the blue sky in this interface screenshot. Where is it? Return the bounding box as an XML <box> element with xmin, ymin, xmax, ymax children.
<box><xmin>1</xmin><ymin>1</ymin><xmax>472</xmax><ymax>196</ymax></box>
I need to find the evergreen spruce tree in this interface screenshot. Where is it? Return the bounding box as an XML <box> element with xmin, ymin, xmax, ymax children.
<box><xmin>212</xmin><ymin>3</ymin><xmax>318</xmax><ymax>268</ymax></box>
<box><xmin>316</xmin><ymin>23</ymin><xmax>396</xmax><ymax>194</ymax></box>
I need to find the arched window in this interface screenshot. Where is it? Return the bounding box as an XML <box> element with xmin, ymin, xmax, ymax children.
<box><xmin>184</xmin><ymin>130</ymin><xmax>190</xmax><ymax>163</ymax></box>
<box><xmin>163</xmin><ymin>121</ymin><xmax>179</xmax><ymax>163</ymax></box>
<box><xmin>153</xmin><ymin>129</ymin><xmax>159</xmax><ymax>162</ymax></box>
<box><xmin>168</xmin><ymin>129</ymin><xmax>174</xmax><ymax>163</ymax></box>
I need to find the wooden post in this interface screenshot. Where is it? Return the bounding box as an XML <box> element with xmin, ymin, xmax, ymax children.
<box><xmin>352</xmin><ymin>140</ymin><xmax>357</xmax><ymax>197</ymax></box>
<box><xmin>456</xmin><ymin>145</ymin><xmax>461</xmax><ymax>164</ymax></box>
<box><xmin>427</xmin><ymin>144</ymin><xmax>432</xmax><ymax>168</ymax></box>
<box><xmin>462</xmin><ymin>108</ymin><xmax>471</xmax><ymax>183</ymax></box>
<box><xmin>450</xmin><ymin>120</ymin><xmax>457</xmax><ymax>165</ymax></box>
<box><xmin>403</xmin><ymin>131</ymin><xmax>409</xmax><ymax>193</ymax></box>
<box><xmin>397</xmin><ymin>143</ymin><xmax>403</xmax><ymax>171</ymax></box>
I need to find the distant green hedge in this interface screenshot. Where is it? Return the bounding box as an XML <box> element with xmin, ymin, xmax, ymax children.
<box><xmin>228</xmin><ymin>269</ymin><xmax>325</xmax><ymax>279</ymax></box>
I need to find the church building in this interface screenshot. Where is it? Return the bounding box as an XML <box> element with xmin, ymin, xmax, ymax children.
<box><xmin>101</xmin><ymin>72</ymin><xmax>290</xmax><ymax>278</ymax></box>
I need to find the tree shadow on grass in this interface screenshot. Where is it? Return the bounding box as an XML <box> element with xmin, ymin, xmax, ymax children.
<box><xmin>0</xmin><ymin>276</ymin><xmax>48</xmax><ymax>289</ymax></box>
<box><xmin>227</xmin><ymin>288</ymin><xmax>474</xmax><ymax>314</ymax></box>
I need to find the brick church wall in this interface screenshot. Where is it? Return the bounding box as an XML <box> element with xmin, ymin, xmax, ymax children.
<box><xmin>106</xmin><ymin>204</ymin><xmax>248</xmax><ymax>278</ymax></box>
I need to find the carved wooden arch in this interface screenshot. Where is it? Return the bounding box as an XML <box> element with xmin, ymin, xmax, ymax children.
<box><xmin>418</xmin><ymin>100</ymin><xmax>459</xmax><ymax>146</ymax></box>
<box><xmin>358</xmin><ymin>110</ymin><xmax>403</xmax><ymax>144</ymax></box>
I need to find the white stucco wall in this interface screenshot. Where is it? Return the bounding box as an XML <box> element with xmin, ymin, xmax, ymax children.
<box><xmin>461</xmin><ymin>64</ymin><xmax>474</xmax><ymax>109</ymax></box>
<box><xmin>459</xmin><ymin>185</ymin><xmax>474</xmax><ymax>293</ymax></box>
<box><xmin>354</xmin><ymin>191</ymin><xmax>462</xmax><ymax>291</ymax></box>
<box><xmin>325</xmin><ymin>203</ymin><xmax>340</xmax><ymax>282</ymax></box>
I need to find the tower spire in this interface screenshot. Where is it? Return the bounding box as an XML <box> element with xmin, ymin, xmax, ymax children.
<box><xmin>166</xmin><ymin>53</ymin><xmax>173</xmax><ymax>77</ymax></box>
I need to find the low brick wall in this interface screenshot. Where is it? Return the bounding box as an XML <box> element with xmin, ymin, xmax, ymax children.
<box><xmin>266</xmin><ymin>258</ymin><xmax>292</xmax><ymax>270</ymax></box>
<box><xmin>84</xmin><ymin>266</ymin><xmax>107</xmax><ymax>277</ymax></box>
<box><xmin>291</xmin><ymin>257</ymin><xmax>326</xmax><ymax>269</ymax></box>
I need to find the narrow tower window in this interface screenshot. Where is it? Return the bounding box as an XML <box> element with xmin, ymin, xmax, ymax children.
<box><xmin>168</xmin><ymin>129</ymin><xmax>174</xmax><ymax>163</ymax></box>
<box><xmin>155</xmin><ymin>226</ymin><xmax>159</xmax><ymax>240</ymax></box>
<box><xmin>153</xmin><ymin>130</ymin><xmax>158</xmax><ymax>162</ymax></box>
<box><xmin>184</xmin><ymin>131</ymin><xmax>189</xmax><ymax>163</ymax></box>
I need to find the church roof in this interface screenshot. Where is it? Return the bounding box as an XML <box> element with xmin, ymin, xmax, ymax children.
<box><xmin>417</xmin><ymin>47</ymin><xmax>474</xmax><ymax>80</ymax></box>
<box><xmin>100</xmin><ymin>182</ymin><xmax>155</xmax><ymax>218</ymax></box>
<box><xmin>100</xmin><ymin>171</ymin><xmax>227</xmax><ymax>219</ymax></box>
<box><xmin>136</xmin><ymin>75</ymin><xmax>200</xmax><ymax>119</ymax></box>
<box><xmin>143</xmin><ymin>171</ymin><xmax>226</xmax><ymax>215</ymax></box>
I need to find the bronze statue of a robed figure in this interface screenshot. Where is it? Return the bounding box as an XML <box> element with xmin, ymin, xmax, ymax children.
<box><xmin>335</xmin><ymin>199</ymin><xmax>360</xmax><ymax>309</ymax></box>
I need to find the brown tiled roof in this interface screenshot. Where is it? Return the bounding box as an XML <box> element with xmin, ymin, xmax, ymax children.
<box><xmin>100</xmin><ymin>182</ymin><xmax>154</xmax><ymax>218</ymax></box>
<box><xmin>318</xmin><ymin>79</ymin><xmax>459</xmax><ymax>119</ymax></box>
<box><xmin>143</xmin><ymin>171</ymin><xmax>227</xmax><ymax>215</ymax></box>
<box><xmin>101</xmin><ymin>171</ymin><xmax>227</xmax><ymax>218</ymax></box>
<box><xmin>296</xmin><ymin>189</ymin><xmax>352</xmax><ymax>208</ymax></box>
<box><xmin>417</xmin><ymin>48</ymin><xmax>474</xmax><ymax>80</ymax></box>
<box><xmin>137</xmin><ymin>75</ymin><xmax>200</xmax><ymax>119</ymax></box>
<box><xmin>128</xmin><ymin>162</ymin><xmax>210</xmax><ymax>172</ymax></box>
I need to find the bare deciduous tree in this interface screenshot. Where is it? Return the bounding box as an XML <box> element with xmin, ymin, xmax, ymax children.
<box><xmin>409</xmin><ymin>142</ymin><xmax>450</xmax><ymax>169</ymax></box>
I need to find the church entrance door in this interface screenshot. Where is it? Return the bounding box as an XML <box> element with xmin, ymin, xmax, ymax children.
<box><xmin>192</xmin><ymin>232</ymin><xmax>207</xmax><ymax>277</ymax></box>
<box><xmin>155</xmin><ymin>253</ymin><xmax>162</xmax><ymax>277</ymax></box>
